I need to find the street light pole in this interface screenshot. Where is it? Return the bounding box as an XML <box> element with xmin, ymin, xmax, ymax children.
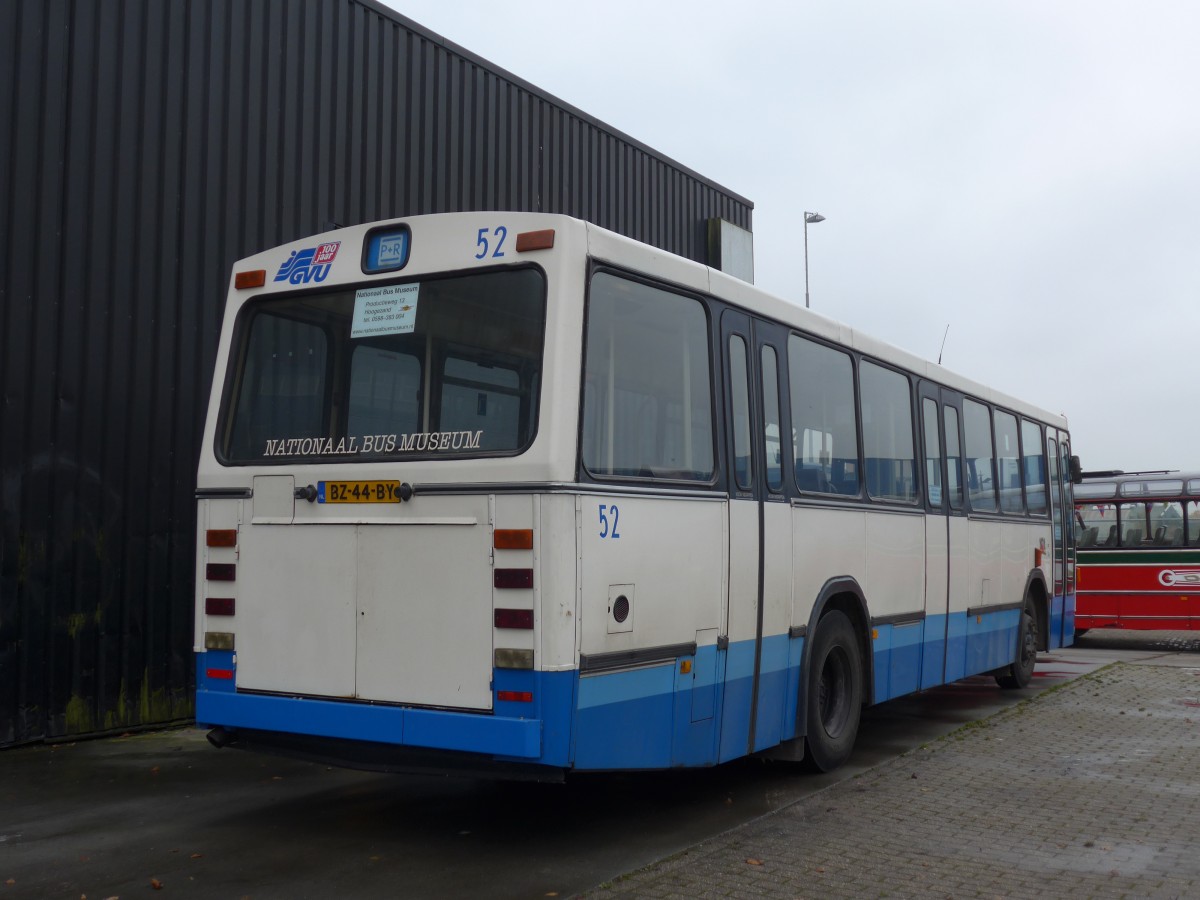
<box><xmin>803</xmin><ymin>211</ymin><xmax>825</xmax><ymax>309</ymax></box>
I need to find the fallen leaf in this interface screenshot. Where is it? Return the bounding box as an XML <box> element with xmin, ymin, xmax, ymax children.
<box><xmin>745</xmin><ymin>858</ymin><xmax>763</xmax><ymax>866</ymax></box>
<box><xmin>190</xmin><ymin>853</ymin><xmax>203</xmax><ymax>860</ymax></box>
<box><xmin>150</xmin><ymin>767</ymin><xmax>160</xmax><ymax>775</ymax></box>
<box><xmin>151</xmin><ymin>878</ymin><xmax>163</xmax><ymax>890</ymax></box>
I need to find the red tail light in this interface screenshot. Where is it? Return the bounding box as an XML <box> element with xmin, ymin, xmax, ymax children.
<box><xmin>494</xmin><ymin>608</ymin><xmax>533</xmax><ymax>629</ymax></box>
<box><xmin>206</xmin><ymin>597</ymin><xmax>235</xmax><ymax>616</ymax></box>
<box><xmin>206</xmin><ymin>563</ymin><xmax>236</xmax><ymax>582</ymax></box>
<box><xmin>494</xmin><ymin>569</ymin><xmax>533</xmax><ymax>589</ymax></box>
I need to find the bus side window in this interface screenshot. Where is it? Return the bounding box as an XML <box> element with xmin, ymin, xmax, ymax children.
<box><xmin>582</xmin><ymin>273</ymin><xmax>714</xmax><ymax>481</ymax></box>
<box><xmin>993</xmin><ymin>410</ymin><xmax>1023</xmax><ymax>513</ymax></box>
<box><xmin>788</xmin><ymin>334</ymin><xmax>860</xmax><ymax>496</ymax></box>
<box><xmin>729</xmin><ymin>335</ymin><xmax>752</xmax><ymax>490</ymax></box>
<box><xmin>1021</xmin><ymin>419</ymin><xmax>1047</xmax><ymax>514</ymax></box>
<box><xmin>1150</xmin><ymin>501</ymin><xmax>1184</xmax><ymax>546</ymax></box>
<box><xmin>761</xmin><ymin>345</ymin><xmax>783</xmax><ymax>493</ymax></box>
<box><xmin>963</xmin><ymin>399</ymin><xmax>996</xmax><ymax>512</ymax></box>
<box><xmin>860</xmin><ymin>361</ymin><xmax>916</xmax><ymax>503</ymax></box>
<box><xmin>944</xmin><ymin>406</ymin><xmax>963</xmax><ymax>510</ymax></box>
<box><xmin>922</xmin><ymin>398</ymin><xmax>942</xmax><ymax>507</ymax></box>
<box><xmin>1119</xmin><ymin>502</ymin><xmax>1147</xmax><ymax>546</ymax></box>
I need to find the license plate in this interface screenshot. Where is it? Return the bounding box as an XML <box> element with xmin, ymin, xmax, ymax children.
<box><xmin>317</xmin><ymin>480</ymin><xmax>403</xmax><ymax>503</ymax></box>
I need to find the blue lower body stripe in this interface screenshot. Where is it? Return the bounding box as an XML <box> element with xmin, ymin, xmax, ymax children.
<box><xmin>196</xmin><ymin>603</ymin><xmax>1047</xmax><ymax>772</ymax></box>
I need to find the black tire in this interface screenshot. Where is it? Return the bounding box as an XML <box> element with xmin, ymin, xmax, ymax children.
<box><xmin>803</xmin><ymin>610</ymin><xmax>863</xmax><ymax>772</ymax></box>
<box><xmin>996</xmin><ymin>600</ymin><xmax>1038</xmax><ymax>689</ymax></box>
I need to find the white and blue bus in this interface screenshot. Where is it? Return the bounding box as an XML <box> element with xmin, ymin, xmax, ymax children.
<box><xmin>195</xmin><ymin>212</ymin><xmax>1078</xmax><ymax>776</ymax></box>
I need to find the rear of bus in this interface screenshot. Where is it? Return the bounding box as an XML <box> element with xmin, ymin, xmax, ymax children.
<box><xmin>194</xmin><ymin>214</ymin><xmax>583</xmax><ymax>777</ymax></box>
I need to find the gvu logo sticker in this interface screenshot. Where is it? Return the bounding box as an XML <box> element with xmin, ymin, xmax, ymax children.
<box><xmin>274</xmin><ymin>241</ymin><xmax>341</xmax><ymax>284</ymax></box>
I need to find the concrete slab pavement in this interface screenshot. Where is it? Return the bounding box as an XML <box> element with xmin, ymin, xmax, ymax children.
<box><xmin>585</xmin><ymin>634</ymin><xmax>1200</xmax><ymax>898</ymax></box>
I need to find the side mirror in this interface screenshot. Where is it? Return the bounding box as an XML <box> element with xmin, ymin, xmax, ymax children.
<box><xmin>1070</xmin><ymin>455</ymin><xmax>1083</xmax><ymax>484</ymax></box>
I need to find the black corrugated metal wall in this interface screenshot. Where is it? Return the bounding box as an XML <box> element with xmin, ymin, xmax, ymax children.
<box><xmin>0</xmin><ymin>0</ymin><xmax>753</xmax><ymax>747</ymax></box>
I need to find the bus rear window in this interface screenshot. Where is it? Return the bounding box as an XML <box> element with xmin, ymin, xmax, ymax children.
<box><xmin>220</xmin><ymin>268</ymin><xmax>545</xmax><ymax>462</ymax></box>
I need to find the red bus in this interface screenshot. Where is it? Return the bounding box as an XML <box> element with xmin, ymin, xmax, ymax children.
<box><xmin>1075</xmin><ymin>471</ymin><xmax>1200</xmax><ymax>632</ymax></box>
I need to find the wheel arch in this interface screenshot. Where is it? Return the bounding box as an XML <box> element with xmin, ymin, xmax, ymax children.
<box><xmin>795</xmin><ymin>576</ymin><xmax>874</xmax><ymax>740</ymax></box>
<box><xmin>1023</xmin><ymin>568</ymin><xmax>1050</xmax><ymax>652</ymax></box>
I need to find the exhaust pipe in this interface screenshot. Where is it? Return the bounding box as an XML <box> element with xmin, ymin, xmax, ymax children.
<box><xmin>206</xmin><ymin>726</ymin><xmax>236</xmax><ymax>749</ymax></box>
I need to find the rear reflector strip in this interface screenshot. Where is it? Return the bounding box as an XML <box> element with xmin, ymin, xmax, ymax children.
<box><xmin>206</xmin><ymin>668</ymin><xmax>234</xmax><ymax>680</ymax></box>
<box><xmin>206</xmin><ymin>529</ymin><xmax>238</xmax><ymax>548</ymax></box>
<box><xmin>206</xmin><ymin>597</ymin><xmax>235</xmax><ymax>616</ymax></box>
<box><xmin>206</xmin><ymin>563</ymin><xmax>236</xmax><ymax>582</ymax></box>
<box><xmin>204</xmin><ymin>632</ymin><xmax>235</xmax><ymax>651</ymax></box>
<box><xmin>494</xmin><ymin>648</ymin><xmax>534</xmax><ymax>669</ymax></box>
<box><xmin>494</xmin><ymin>568</ymin><xmax>533</xmax><ymax>589</ymax></box>
<box><xmin>497</xmin><ymin>690</ymin><xmax>532</xmax><ymax>703</ymax></box>
<box><xmin>494</xmin><ymin>608</ymin><xmax>533</xmax><ymax>629</ymax></box>
<box><xmin>494</xmin><ymin>528</ymin><xmax>534</xmax><ymax>550</ymax></box>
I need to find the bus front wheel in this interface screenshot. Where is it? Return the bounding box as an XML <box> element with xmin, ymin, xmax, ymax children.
<box><xmin>996</xmin><ymin>600</ymin><xmax>1038</xmax><ymax>689</ymax></box>
<box><xmin>803</xmin><ymin>610</ymin><xmax>863</xmax><ymax>772</ymax></box>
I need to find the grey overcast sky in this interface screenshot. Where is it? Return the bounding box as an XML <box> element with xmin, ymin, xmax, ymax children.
<box><xmin>385</xmin><ymin>1</ymin><xmax>1200</xmax><ymax>473</ymax></box>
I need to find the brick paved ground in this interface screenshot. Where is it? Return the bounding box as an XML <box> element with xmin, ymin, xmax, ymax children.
<box><xmin>586</xmin><ymin>658</ymin><xmax>1200</xmax><ymax>899</ymax></box>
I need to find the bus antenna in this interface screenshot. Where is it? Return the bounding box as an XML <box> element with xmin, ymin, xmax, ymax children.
<box><xmin>937</xmin><ymin>324</ymin><xmax>950</xmax><ymax>365</ymax></box>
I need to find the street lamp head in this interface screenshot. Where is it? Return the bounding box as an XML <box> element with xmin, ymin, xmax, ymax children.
<box><xmin>805</xmin><ymin>212</ymin><xmax>826</xmax><ymax>224</ymax></box>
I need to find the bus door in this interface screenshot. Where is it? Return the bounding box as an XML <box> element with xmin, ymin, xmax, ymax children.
<box><xmin>917</xmin><ymin>385</ymin><xmax>967</xmax><ymax>687</ymax></box>
<box><xmin>1047</xmin><ymin>430</ymin><xmax>1076</xmax><ymax>645</ymax></box>
<box><xmin>934</xmin><ymin>390</ymin><xmax>970</xmax><ymax>683</ymax></box>
<box><xmin>717</xmin><ymin>311</ymin><xmax>791</xmax><ymax>759</ymax></box>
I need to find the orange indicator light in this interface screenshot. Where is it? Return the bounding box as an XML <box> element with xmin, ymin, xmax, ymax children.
<box><xmin>494</xmin><ymin>529</ymin><xmax>534</xmax><ymax>550</ymax></box>
<box><xmin>207</xmin><ymin>529</ymin><xmax>237</xmax><ymax>548</ymax></box>
<box><xmin>515</xmin><ymin>229</ymin><xmax>555</xmax><ymax>252</ymax></box>
<box><xmin>234</xmin><ymin>269</ymin><xmax>267</xmax><ymax>289</ymax></box>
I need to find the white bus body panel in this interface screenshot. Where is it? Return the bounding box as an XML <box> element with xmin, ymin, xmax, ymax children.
<box><xmin>578</xmin><ymin>494</ymin><xmax>725</xmax><ymax>657</ymax></box>
<box><xmin>863</xmin><ymin>511</ymin><xmax>925</xmax><ymax>617</ymax></box>
<box><xmin>355</xmin><ymin>512</ymin><xmax>493</xmax><ymax>709</ymax></box>
<box><xmin>232</xmin><ymin>492</ymin><xmax>496</xmax><ymax>710</ymax></box>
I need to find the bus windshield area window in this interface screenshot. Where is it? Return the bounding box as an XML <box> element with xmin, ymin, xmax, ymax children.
<box><xmin>220</xmin><ymin>268</ymin><xmax>546</xmax><ymax>462</ymax></box>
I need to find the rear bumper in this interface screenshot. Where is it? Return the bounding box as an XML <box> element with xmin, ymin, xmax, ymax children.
<box><xmin>196</xmin><ymin>654</ymin><xmax>574</xmax><ymax>766</ymax></box>
<box><xmin>197</xmin><ymin>689</ymin><xmax>542</xmax><ymax>758</ymax></box>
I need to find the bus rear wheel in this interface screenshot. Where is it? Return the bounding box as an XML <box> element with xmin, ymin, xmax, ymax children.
<box><xmin>803</xmin><ymin>610</ymin><xmax>863</xmax><ymax>772</ymax></box>
<box><xmin>996</xmin><ymin>600</ymin><xmax>1038</xmax><ymax>689</ymax></box>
